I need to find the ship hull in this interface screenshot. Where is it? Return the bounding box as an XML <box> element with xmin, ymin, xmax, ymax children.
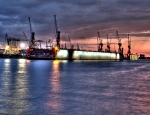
<box><xmin>124</xmin><ymin>54</ymin><xmax>139</xmax><ymax>60</ymax></box>
<box><xmin>55</xmin><ymin>49</ymin><xmax>120</xmax><ymax>60</ymax></box>
<box><xmin>129</xmin><ymin>54</ymin><xmax>139</xmax><ymax>60</ymax></box>
<box><xmin>26</xmin><ymin>48</ymin><xmax>121</xmax><ymax>60</ymax></box>
<box><xmin>26</xmin><ymin>57</ymin><xmax>54</xmax><ymax>60</ymax></box>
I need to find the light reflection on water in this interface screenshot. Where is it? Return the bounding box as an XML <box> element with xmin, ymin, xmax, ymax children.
<box><xmin>0</xmin><ymin>59</ymin><xmax>150</xmax><ymax>115</ymax></box>
<box><xmin>46</xmin><ymin>60</ymin><xmax>62</xmax><ymax>113</ymax></box>
<box><xmin>0</xmin><ymin>59</ymin><xmax>29</xmax><ymax>115</ymax></box>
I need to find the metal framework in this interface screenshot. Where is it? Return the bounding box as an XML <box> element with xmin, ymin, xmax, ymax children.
<box><xmin>54</xmin><ymin>15</ymin><xmax>60</xmax><ymax>48</ymax></box>
<box><xmin>28</xmin><ymin>17</ymin><xmax>35</xmax><ymax>47</ymax></box>
<box><xmin>106</xmin><ymin>34</ymin><xmax>111</xmax><ymax>52</ymax></box>
<box><xmin>127</xmin><ymin>34</ymin><xmax>131</xmax><ymax>54</ymax></box>
<box><xmin>116</xmin><ymin>30</ymin><xmax>122</xmax><ymax>53</ymax></box>
<box><xmin>97</xmin><ymin>31</ymin><xmax>103</xmax><ymax>51</ymax></box>
<box><xmin>68</xmin><ymin>36</ymin><xmax>72</xmax><ymax>49</ymax></box>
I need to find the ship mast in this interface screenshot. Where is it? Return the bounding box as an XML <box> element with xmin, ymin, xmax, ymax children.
<box><xmin>54</xmin><ymin>15</ymin><xmax>60</xmax><ymax>48</ymax></box>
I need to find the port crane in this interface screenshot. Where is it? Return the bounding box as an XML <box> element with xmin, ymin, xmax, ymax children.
<box><xmin>5</xmin><ymin>33</ymin><xmax>20</xmax><ymax>47</ymax></box>
<box><xmin>97</xmin><ymin>31</ymin><xmax>103</xmax><ymax>51</ymax></box>
<box><xmin>4</xmin><ymin>33</ymin><xmax>27</xmax><ymax>54</ymax></box>
<box><xmin>116</xmin><ymin>30</ymin><xmax>122</xmax><ymax>53</ymax></box>
<box><xmin>54</xmin><ymin>15</ymin><xmax>60</xmax><ymax>48</ymax></box>
<box><xmin>77</xmin><ymin>43</ymin><xmax>80</xmax><ymax>50</ymax></box>
<box><xmin>106</xmin><ymin>34</ymin><xmax>111</xmax><ymax>52</ymax></box>
<box><xmin>23</xmin><ymin>32</ymin><xmax>31</xmax><ymax>46</ymax></box>
<box><xmin>64</xmin><ymin>43</ymin><xmax>67</xmax><ymax>49</ymax></box>
<box><xmin>127</xmin><ymin>34</ymin><xmax>131</xmax><ymax>59</ymax></box>
<box><xmin>28</xmin><ymin>17</ymin><xmax>35</xmax><ymax>48</ymax></box>
<box><xmin>46</xmin><ymin>39</ymin><xmax>53</xmax><ymax>49</ymax></box>
<box><xmin>68</xmin><ymin>35</ymin><xmax>72</xmax><ymax>49</ymax></box>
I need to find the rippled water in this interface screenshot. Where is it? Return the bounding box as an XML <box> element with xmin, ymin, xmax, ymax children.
<box><xmin>0</xmin><ymin>59</ymin><xmax>150</xmax><ymax>115</ymax></box>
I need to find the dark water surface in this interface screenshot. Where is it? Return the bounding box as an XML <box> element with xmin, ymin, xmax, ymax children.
<box><xmin>0</xmin><ymin>59</ymin><xmax>150</xmax><ymax>115</ymax></box>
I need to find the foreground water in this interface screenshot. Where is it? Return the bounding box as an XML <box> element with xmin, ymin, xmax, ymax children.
<box><xmin>0</xmin><ymin>59</ymin><xmax>150</xmax><ymax>115</ymax></box>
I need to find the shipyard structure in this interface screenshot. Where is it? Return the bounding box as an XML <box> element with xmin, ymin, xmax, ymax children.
<box><xmin>27</xmin><ymin>15</ymin><xmax>123</xmax><ymax>60</ymax></box>
<box><xmin>1</xmin><ymin>15</ymin><xmax>139</xmax><ymax>60</ymax></box>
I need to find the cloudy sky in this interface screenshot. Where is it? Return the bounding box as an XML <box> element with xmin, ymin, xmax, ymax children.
<box><xmin>0</xmin><ymin>0</ymin><xmax>150</xmax><ymax>55</ymax></box>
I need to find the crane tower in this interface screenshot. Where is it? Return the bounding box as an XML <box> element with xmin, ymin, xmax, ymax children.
<box><xmin>116</xmin><ymin>30</ymin><xmax>122</xmax><ymax>53</ymax></box>
<box><xmin>28</xmin><ymin>17</ymin><xmax>35</xmax><ymax>47</ymax></box>
<box><xmin>54</xmin><ymin>15</ymin><xmax>60</xmax><ymax>48</ymax></box>
<box><xmin>97</xmin><ymin>31</ymin><xmax>103</xmax><ymax>51</ymax></box>
<box><xmin>106</xmin><ymin>34</ymin><xmax>111</xmax><ymax>52</ymax></box>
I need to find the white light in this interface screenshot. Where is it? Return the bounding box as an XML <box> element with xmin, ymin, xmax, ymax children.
<box><xmin>57</xmin><ymin>50</ymin><xmax>68</xmax><ymax>57</ymax></box>
<box><xmin>5</xmin><ymin>45</ymin><xmax>9</xmax><ymax>50</ymax></box>
<box><xmin>20</xmin><ymin>43</ymin><xmax>25</xmax><ymax>49</ymax></box>
<box><xmin>5</xmin><ymin>59</ymin><xmax>10</xmax><ymax>62</ymax></box>
<box><xmin>19</xmin><ymin>59</ymin><xmax>26</xmax><ymax>63</ymax></box>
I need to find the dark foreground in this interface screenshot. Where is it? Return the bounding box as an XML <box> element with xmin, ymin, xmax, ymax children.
<box><xmin>0</xmin><ymin>59</ymin><xmax>150</xmax><ymax>115</ymax></box>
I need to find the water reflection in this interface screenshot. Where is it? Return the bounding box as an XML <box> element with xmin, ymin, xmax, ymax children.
<box><xmin>51</xmin><ymin>60</ymin><xmax>61</xmax><ymax>93</ymax></box>
<box><xmin>1</xmin><ymin>59</ymin><xmax>11</xmax><ymax>98</ymax></box>
<box><xmin>3</xmin><ymin>59</ymin><xmax>11</xmax><ymax>76</ymax></box>
<box><xmin>46</xmin><ymin>60</ymin><xmax>63</xmax><ymax>114</ymax></box>
<box><xmin>0</xmin><ymin>59</ymin><xmax>29</xmax><ymax>115</ymax></box>
<box><xmin>1</xmin><ymin>59</ymin><xmax>150</xmax><ymax>114</ymax></box>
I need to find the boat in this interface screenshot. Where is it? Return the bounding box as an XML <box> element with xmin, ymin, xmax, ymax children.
<box><xmin>26</xmin><ymin>48</ymin><xmax>54</xmax><ymax>60</ymax></box>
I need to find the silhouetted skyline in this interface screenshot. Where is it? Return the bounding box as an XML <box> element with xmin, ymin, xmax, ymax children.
<box><xmin>0</xmin><ymin>0</ymin><xmax>150</xmax><ymax>55</ymax></box>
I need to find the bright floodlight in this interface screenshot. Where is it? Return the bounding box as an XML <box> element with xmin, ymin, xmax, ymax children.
<box><xmin>20</xmin><ymin>43</ymin><xmax>25</xmax><ymax>49</ymax></box>
<box><xmin>5</xmin><ymin>45</ymin><xmax>9</xmax><ymax>50</ymax></box>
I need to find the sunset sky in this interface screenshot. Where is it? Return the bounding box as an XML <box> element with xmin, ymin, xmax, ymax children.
<box><xmin>0</xmin><ymin>0</ymin><xmax>150</xmax><ymax>56</ymax></box>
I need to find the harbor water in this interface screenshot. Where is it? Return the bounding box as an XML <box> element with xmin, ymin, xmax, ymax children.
<box><xmin>0</xmin><ymin>59</ymin><xmax>150</xmax><ymax>115</ymax></box>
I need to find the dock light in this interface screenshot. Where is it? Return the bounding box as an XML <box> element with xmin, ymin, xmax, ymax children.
<box><xmin>55</xmin><ymin>46</ymin><xmax>58</xmax><ymax>50</ymax></box>
<box><xmin>20</xmin><ymin>43</ymin><xmax>25</xmax><ymax>49</ymax></box>
<box><xmin>5</xmin><ymin>45</ymin><xmax>9</xmax><ymax>50</ymax></box>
